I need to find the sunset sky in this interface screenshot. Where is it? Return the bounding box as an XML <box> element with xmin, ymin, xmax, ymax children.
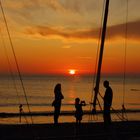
<box><xmin>0</xmin><ymin>0</ymin><xmax>140</xmax><ymax>75</ymax></box>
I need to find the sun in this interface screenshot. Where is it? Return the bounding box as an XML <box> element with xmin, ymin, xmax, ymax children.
<box><xmin>69</xmin><ymin>69</ymin><xmax>76</xmax><ymax>75</ymax></box>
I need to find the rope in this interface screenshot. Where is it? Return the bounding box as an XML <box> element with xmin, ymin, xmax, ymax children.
<box><xmin>0</xmin><ymin>32</ymin><xmax>30</xmax><ymax>124</ymax></box>
<box><xmin>0</xmin><ymin>30</ymin><xmax>21</xmax><ymax>106</ymax></box>
<box><xmin>88</xmin><ymin>0</ymin><xmax>106</xmax><ymax>122</ymax></box>
<box><xmin>19</xmin><ymin>104</ymin><xmax>29</xmax><ymax>124</ymax></box>
<box><xmin>122</xmin><ymin>0</ymin><xmax>128</xmax><ymax>105</ymax></box>
<box><xmin>89</xmin><ymin>0</ymin><xmax>129</xmax><ymax>122</ymax></box>
<box><xmin>0</xmin><ymin>31</ymin><xmax>29</xmax><ymax>124</ymax></box>
<box><xmin>0</xmin><ymin>0</ymin><xmax>33</xmax><ymax>124</ymax></box>
<box><xmin>98</xmin><ymin>92</ymin><xmax>128</xmax><ymax>121</ymax></box>
<box><xmin>122</xmin><ymin>0</ymin><xmax>129</xmax><ymax>120</ymax></box>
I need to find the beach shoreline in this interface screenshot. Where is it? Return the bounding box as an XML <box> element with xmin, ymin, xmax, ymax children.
<box><xmin>0</xmin><ymin>109</ymin><xmax>140</xmax><ymax>117</ymax></box>
<box><xmin>0</xmin><ymin>109</ymin><xmax>140</xmax><ymax>125</ymax></box>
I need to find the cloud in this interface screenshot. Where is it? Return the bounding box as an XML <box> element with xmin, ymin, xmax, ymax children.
<box><xmin>44</xmin><ymin>0</ymin><xmax>66</xmax><ymax>12</ymax></box>
<box><xmin>24</xmin><ymin>20</ymin><xmax>140</xmax><ymax>41</ymax></box>
<box><xmin>107</xmin><ymin>20</ymin><xmax>140</xmax><ymax>40</ymax></box>
<box><xmin>4</xmin><ymin>0</ymin><xmax>66</xmax><ymax>12</ymax></box>
<box><xmin>25</xmin><ymin>26</ymin><xmax>99</xmax><ymax>40</ymax></box>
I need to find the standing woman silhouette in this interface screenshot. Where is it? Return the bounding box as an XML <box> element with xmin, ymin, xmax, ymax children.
<box><xmin>52</xmin><ymin>83</ymin><xmax>64</xmax><ymax>124</ymax></box>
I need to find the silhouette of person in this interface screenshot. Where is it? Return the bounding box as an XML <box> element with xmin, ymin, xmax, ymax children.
<box><xmin>103</xmin><ymin>80</ymin><xmax>113</xmax><ymax>126</ymax></box>
<box><xmin>75</xmin><ymin>98</ymin><xmax>86</xmax><ymax>124</ymax></box>
<box><xmin>52</xmin><ymin>83</ymin><xmax>64</xmax><ymax>124</ymax></box>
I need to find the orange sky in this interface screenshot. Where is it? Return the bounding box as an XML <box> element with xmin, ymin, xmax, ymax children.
<box><xmin>0</xmin><ymin>0</ymin><xmax>140</xmax><ymax>76</ymax></box>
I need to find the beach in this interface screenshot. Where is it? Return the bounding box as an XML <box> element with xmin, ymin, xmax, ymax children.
<box><xmin>0</xmin><ymin>0</ymin><xmax>140</xmax><ymax>139</ymax></box>
<box><xmin>0</xmin><ymin>75</ymin><xmax>140</xmax><ymax>124</ymax></box>
<box><xmin>0</xmin><ymin>121</ymin><xmax>140</xmax><ymax>140</ymax></box>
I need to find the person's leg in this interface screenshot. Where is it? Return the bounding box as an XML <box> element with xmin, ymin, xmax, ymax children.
<box><xmin>54</xmin><ymin>109</ymin><xmax>58</xmax><ymax>124</ymax></box>
<box><xmin>104</xmin><ymin>110</ymin><xmax>112</xmax><ymax>128</ymax></box>
<box><xmin>76</xmin><ymin>118</ymin><xmax>78</xmax><ymax>124</ymax></box>
<box><xmin>54</xmin><ymin>106</ymin><xmax>61</xmax><ymax>124</ymax></box>
<box><xmin>103</xmin><ymin>110</ymin><xmax>107</xmax><ymax>123</ymax></box>
<box><xmin>108</xmin><ymin>109</ymin><xmax>111</xmax><ymax>124</ymax></box>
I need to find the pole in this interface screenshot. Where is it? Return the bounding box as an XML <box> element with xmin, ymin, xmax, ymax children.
<box><xmin>93</xmin><ymin>0</ymin><xmax>110</xmax><ymax>109</ymax></box>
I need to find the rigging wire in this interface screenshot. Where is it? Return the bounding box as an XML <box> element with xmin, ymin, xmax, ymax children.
<box><xmin>0</xmin><ymin>0</ymin><xmax>33</xmax><ymax>124</ymax></box>
<box><xmin>122</xmin><ymin>0</ymin><xmax>129</xmax><ymax>120</ymax></box>
<box><xmin>98</xmin><ymin>92</ymin><xmax>127</xmax><ymax>121</ymax></box>
<box><xmin>0</xmin><ymin>32</ymin><xmax>29</xmax><ymax>124</ymax></box>
<box><xmin>123</xmin><ymin>0</ymin><xmax>128</xmax><ymax>106</ymax></box>
<box><xmin>19</xmin><ymin>104</ymin><xmax>29</xmax><ymax>124</ymax></box>
<box><xmin>0</xmin><ymin>30</ymin><xmax>21</xmax><ymax>105</ymax></box>
<box><xmin>88</xmin><ymin>0</ymin><xmax>106</xmax><ymax>122</ymax></box>
<box><xmin>89</xmin><ymin>0</ymin><xmax>129</xmax><ymax>122</ymax></box>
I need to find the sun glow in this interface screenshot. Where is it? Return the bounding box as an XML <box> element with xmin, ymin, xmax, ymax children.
<box><xmin>69</xmin><ymin>69</ymin><xmax>76</xmax><ymax>75</ymax></box>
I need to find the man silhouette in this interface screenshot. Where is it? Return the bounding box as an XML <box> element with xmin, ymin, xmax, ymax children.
<box><xmin>103</xmin><ymin>80</ymin><xmax>113</xmax><ymax>126</ymax></box>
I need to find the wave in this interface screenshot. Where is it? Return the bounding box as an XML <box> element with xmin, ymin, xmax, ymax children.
<box><xmin>1</xmin><ymin>102</ymin><xmax>140</xmax><ymax>107</ymax></box>
<box><xmin>0</xmin><ymin>103</ymin><xmax>76</xmax><ymax>107</ymax></box>
<box><xmin>0</xmin><ymin>109</ymin><xmax>140</xmax><ymax>118</ymax></box>
<box><xmin>130</xmin><ymin>89</ymin><xmax>140</xmax><ymax>91</ymax></box>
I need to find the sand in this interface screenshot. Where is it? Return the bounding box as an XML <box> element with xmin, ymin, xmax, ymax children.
<box><xmin>0</xmin><ymin>121</ymin><xmax>140</xmax><ymax>140</ymax></box>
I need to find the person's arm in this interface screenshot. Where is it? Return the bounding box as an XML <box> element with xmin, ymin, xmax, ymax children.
<box><xmin>81</xmin><ymin>101</ymin><xmax>86</xmax><ymax>106</ymax></box>
<box><xmin>60</xmin><ymin>92</ymin><xmax>64</xmax><ymax>99</ymax></box>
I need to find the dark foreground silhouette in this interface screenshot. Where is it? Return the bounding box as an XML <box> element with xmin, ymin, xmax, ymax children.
<box><xmin>0</xmin><ymin>121</ymin><xmax>140</xmax><ymax>140</ymax></box>
<box><xmin>103</xmin><ymin>80</ymin><xmax>113</xmax><ymax>126</ymax></box>
<box><xmin>75</xmin><ymin>98</ymin><xmax>86</xmax><ymax>124</ymax></box>
<box><xmin>52</xmin><ymin>83</ymin><xmax>64</xmax><ymax>124</ymax></box>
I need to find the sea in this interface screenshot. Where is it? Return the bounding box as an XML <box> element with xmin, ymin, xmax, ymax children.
<box><xmin>0</xmin><ymin>74</ymin><xmax>140</xmax><ymax>124</ymax></box>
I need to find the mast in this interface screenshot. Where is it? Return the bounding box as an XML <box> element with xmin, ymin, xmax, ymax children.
<box><xmin>93</xmin><ymin>0</ymin><xmax>110</xmax><ymax>109</ymax></box>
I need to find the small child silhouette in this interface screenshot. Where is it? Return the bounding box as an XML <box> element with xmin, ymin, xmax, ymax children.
<box><xmin>75</xmin><ymin>98</ymin><xmax>86</xmax><ymax>124</ymax></box>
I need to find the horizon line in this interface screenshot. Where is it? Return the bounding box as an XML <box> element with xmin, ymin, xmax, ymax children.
<box><xmin>0</xmin><ymin>73</ymin><xmax>140</xmax><ymax>77</ymax></box>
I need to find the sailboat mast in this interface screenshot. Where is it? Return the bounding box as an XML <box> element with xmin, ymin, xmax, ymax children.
<box><xmin>93</xmin><ymin>0</ymin><xmax>110</xmax><ymax>109</ymax></box>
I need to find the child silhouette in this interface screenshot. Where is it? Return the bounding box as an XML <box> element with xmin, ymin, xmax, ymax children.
<box><xmin>75</xmin><ymin>98</ymin><xmax>86</xmax><ymax>124</ymax></box>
